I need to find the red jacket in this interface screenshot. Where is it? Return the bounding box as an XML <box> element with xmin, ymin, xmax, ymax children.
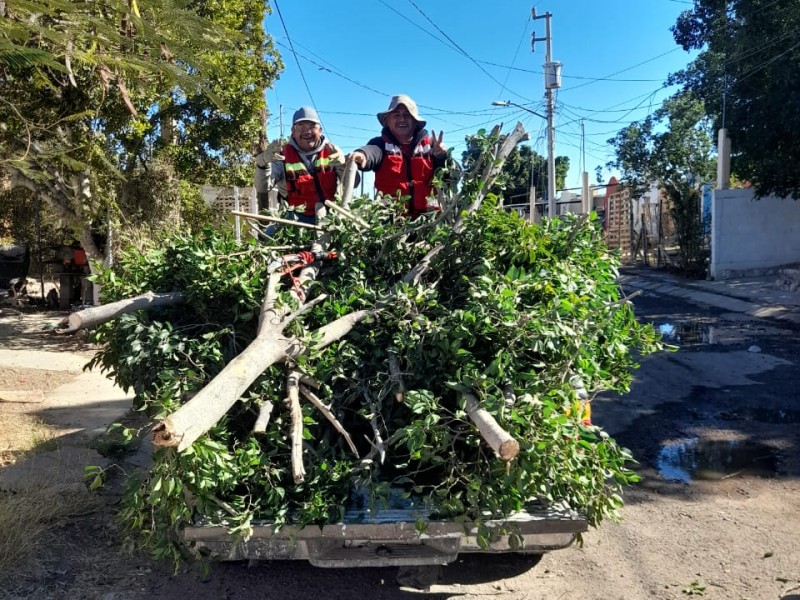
<box><xmin>367</xmin><ymin>130</ymin><xmax>442</xmax><ymax>215</ymax></box>
<box><xmin>282</xmin><ymin>143</ymin><xmax>338</xmax><ymax>216</ymax></box>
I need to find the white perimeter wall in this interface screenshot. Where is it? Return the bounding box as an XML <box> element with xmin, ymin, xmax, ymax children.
<box><xmin>711</xmin><ymin>188</ymin><xmax>800</xmax><ymax>279</ymax></box>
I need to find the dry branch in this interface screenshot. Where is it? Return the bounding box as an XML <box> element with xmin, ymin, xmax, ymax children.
<box><xmin>324</xmin><ymin>200</ymin><xmax>368</xmax><ymax>229</ymax></box>
<box><xmin>299</xmin><ymin>385</ymin><xmax>359</xmax><ymax>457</ymax></box>
<box><xmin>58</xmin><ymin>291</ymin><xmax>184</xmax><ymax>334</ymax></box>
<box><xmin>230</xmin><ymin>210</ymin><xmax>322</xmax><ymax>231</ymax></box>
<box><xmin>286</xmin><ymin>371</ymin><xmax>305</xmax><ymax>483</ymax></box>
<box><xmin>463</xmin><ymin>392</ymin><xmax>519</xmax><ymax>461</ymax></box>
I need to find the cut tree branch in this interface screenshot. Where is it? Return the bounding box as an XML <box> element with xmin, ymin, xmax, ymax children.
<box><xmin>339</xmin><ymin>156</ymin><xmax>359</xmax><ymax>208</ymax></box>
<box><xmin>152</xmin><ymin>306</ymin><xmax>373</xmax><ymax>451</ymax></box>
<box><xmin>252</xmin><ymin>400</ymin><xmax>274</xmax><ymax>434</ymax></box>
<box><xmin>299</xmin><ymin>385</ymin><xmax>359</xmax><ymax>458</ymax></box>
<box><xmin>286</xmin><ymin>370</ymin><xmax>306</xmax><ymax>483</ymax></box>
<box><xmin>463</xmin><ymin>392</ymin><xmax>519</xmax><ymax>461</ymax></box>
<box><xmin>145</xmin><ymin>123</ymin><xmax>527</xmax><ymax>452</ymax></box>
<box><xmin>57</xmin><ymin>291</ymin><xmax>185</xmax><ymax>333</ymax></box>
<box><xmin>231</xmin><ymin>210</ymin><xmax>322</xmax><ymax>231</ymax></box>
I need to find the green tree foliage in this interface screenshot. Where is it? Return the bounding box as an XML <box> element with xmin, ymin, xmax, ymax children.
<box><xmin>89</xmin><ymin>130</ymin><xmax>664</xmax><ymax>568</ymax></box>
<box><xmin>462</xmin><ymin>136</ymin><xmax>569</xmax><ymax>204</ymax></box>
<box><xmin>608</xmin><ymin>92</ymin><xmax>716</xmax><ymax>273</ymax></box>
<box><xmin>0</xmin><ymin>0</ymin><xmax>282</xmax><ymax>255</ymax></box>
<box><xmin>671</xmin><ymin>0</ymin><xmax>800</xmax><ymax>198</ymax></box>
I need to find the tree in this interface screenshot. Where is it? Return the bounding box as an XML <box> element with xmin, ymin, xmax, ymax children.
<box><xmin>608</xmin><ymin>91</ymin><xmax>716</xmax><ymax>272</ymax></box>
<box><xmin>0</xmin><ymin>0</ymin><xmax>282</xmax><ymax>258</ymax></box>
<box><xmin>671</xmin><ymin>0</ymin><xmax>800</xmax><ymax>198</ymax></box>
<box><xmin>462</xmin><ymin>133</ymin><xmax>569</xmax><ymax>205</ymax></box>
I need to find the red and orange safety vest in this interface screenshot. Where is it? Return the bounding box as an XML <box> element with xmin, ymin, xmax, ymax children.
<box><xmin>282</xmin><ymin>143</ymin><xmax>338</xmax><ymax>217</ymax></box>
<box><xmin>374</xmin><ymin>134</ymin><xmax>439</xmax><ymax>215</ymax></box>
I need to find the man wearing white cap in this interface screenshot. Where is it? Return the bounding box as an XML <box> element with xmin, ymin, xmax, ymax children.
<box><xmin>351</xmin><ymin>95</ymin><xmax>449</xmax><ymax>217</ymax></box>
<box><xmin>255</xmin><ymin>106</ymin><xmax>349</xmax><ymax>224</ymax></box>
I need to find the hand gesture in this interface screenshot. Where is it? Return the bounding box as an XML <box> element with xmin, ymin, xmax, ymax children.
<box><xmin>265</xmin><ymin>138</ymin><xmax>286</xmax><ymax>162</ymax></box>
<box><xmin>431</xmin><ymin>130</ymin><xmax>448</xmax><ymax>158</ymax></box>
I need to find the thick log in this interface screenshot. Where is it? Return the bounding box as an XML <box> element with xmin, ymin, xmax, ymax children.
<box><xmin>58</xmin><ymin>291</ymin><xmax>184</xmax><ymax>334</ymax></box>
<box><xmin>153</xmin><ymin>334</ymin><xmax>289</xmax><ymax>450</ymax></box>
<box><xmin>463</xmin><ymin>392</ymin><xmax>519</xmax><ymax>461</ymax></box>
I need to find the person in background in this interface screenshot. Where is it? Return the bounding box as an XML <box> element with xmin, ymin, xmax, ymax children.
<box><xmin>350</xmin><ymin>94</ymin><xmax>449</xmax><ymax>217</ymax></box>
<box><xmin>254</xmin><ymin>106</ymin><xmax>351</xmax><ymax>225</ymax></box>
<box><xmin>62</xmin><ymin>240</ymin><xmax>90</xmax><ymax>304</ymax></box>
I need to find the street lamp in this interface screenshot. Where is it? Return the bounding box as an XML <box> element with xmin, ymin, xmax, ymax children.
<box><xmin>492</xmin><ymin>100</ymin><xmax>556</xmax><ymax>219</ymax></box>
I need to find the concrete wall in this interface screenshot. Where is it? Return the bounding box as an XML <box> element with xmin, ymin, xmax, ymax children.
<box><xmin>711</xmin><ymin>188</ymin><xmax>800</xmax><ymax>279</ymax></box>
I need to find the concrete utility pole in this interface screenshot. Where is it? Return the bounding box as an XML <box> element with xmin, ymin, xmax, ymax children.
<box><xmin>532</xmin><ymin>8</ymin><xmax>560</xmax><ymax>219</ymax></box>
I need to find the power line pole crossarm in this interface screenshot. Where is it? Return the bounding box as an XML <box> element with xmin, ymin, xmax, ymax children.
<box><xmin>532</xmin><ymin>8</ymin><xmax>561</xmax><ymax>219</ymax></box>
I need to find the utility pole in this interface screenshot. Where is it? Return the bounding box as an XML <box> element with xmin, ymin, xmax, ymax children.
<box><xmin>532</xmin><ymin>8</ymin><xmax>560</xmax><ymax>219</ymax></box>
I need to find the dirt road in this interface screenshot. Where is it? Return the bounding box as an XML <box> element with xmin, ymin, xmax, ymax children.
<box><xmin>1</xmin><ymin>271</ymin><xmax>799</xmax><ymax>600</ymax></box>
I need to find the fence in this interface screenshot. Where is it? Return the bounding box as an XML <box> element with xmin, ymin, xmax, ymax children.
<box><xmin>201</xmin><ymin>185</ymin><xmax>260</xmax><ymax>242</ymax></box>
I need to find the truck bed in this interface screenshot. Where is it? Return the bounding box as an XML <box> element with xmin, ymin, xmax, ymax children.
<box><xmin>183</xmin><ymin>501</ymin><xmax>588</xmax><ymax>568</ymax></box>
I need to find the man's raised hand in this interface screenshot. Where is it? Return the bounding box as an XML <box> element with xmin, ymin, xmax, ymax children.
<box><xmin>431</xmin><ymin>130</ymin><xmax>447</xmax><ymax>157</ymax></box>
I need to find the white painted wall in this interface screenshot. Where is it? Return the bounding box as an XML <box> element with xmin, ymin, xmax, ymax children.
<box><xmin>710</xmin><ymin>188</ymin><xmax>800</xmax><ymax>279</ymax></box>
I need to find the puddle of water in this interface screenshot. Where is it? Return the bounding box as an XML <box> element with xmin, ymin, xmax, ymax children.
<box><xmin>656</xmin><ymin>438</ymin><xmax>778</xmax><ymax>483</ymax></box>
<box><xmin>656</xmin><ymin>322</ymin><xmax>714</xmax><ymax>344</ymax></box>
<box><xmin>719</xmin><ymin>406</ymin><xmax>800</xmax><ymax>425</ymax></box>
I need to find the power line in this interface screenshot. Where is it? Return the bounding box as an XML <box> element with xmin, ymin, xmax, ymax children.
<box><xmin>495</xmin><ymin>15</ymin><xmax>531</xmax><ymax>101</ymax></box>
<box><xmin>560</xmin><ymin>48</ymin><xmax>682</xmax><ymax>93</ymax></box>
<box><xmin>273</xmin><ymin>40</ymin><xmax>386</xmax><ymax>98</ymax></box>
<box><xmin>403</xmin><ymin>0</ymin><xmax>532</xmax><ymax>103</ymax></box>
<box><xmin>273</xmin><ymin>0</ymin><xmax>317</xmax><ymax>112</ymax></box>
<box><xmin>476</xmin><ymin>59</ymin><xmax>667</xmax><ymax>82</ymax></box>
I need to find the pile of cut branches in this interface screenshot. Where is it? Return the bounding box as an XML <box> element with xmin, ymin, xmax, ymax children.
<box><xmin>78</xmin><ymin>126</ymin><xmax>663</xmax><ymax>566</ymax></box>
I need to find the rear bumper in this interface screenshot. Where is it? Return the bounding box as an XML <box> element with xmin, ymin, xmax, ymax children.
<box><xmin>182</xmin><ymin>504</ymin><xmax>587</xmax><ymax>568</ymax></box>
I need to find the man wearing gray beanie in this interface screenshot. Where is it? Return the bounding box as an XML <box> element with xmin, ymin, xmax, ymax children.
<box><xmin>255</xmin><ymin>106</ymin><xmax>352</xmax><ymax>225</ymax></box>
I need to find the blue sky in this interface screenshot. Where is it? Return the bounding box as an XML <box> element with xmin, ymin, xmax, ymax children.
<box><xmin>265</xmin><ymin>0</ymin><xmax>696</xmax><ymax>193</ymax></box>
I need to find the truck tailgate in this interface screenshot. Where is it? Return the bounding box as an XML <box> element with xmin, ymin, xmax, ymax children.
<box><xmin>183</xmin><ymin>503</ymin><xmax>588</xmax><ymax>568</ymax></box>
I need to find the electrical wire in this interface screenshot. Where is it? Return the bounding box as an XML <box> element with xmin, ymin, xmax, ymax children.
<box><xmin>403</xmin><ymin>0</ymin><xmax>532</xmax><ymax>102</ymax></box>
<box><xmin>273</xmin><ymin>0</ymin><xmax>317</xmax><ymax>112</ymax></box>
<box><xmin>560</xmin><ymin>48</ymin><xmax>682</xmax><ymax>93</ymax></box>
